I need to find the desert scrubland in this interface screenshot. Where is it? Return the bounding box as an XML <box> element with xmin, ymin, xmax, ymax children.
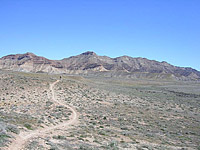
<box><xmin>0</xmin><ymin>70</ymin><xmax>199</xmax><ymax>150</ymax></box>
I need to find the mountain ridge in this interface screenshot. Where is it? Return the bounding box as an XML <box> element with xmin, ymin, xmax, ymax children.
<box><xmin>0</xmin><ymin>51</ymin><xmax>199</xmax><ymax>80</ymax></box>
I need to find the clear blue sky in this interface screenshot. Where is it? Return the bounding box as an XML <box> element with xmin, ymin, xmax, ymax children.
<box><xmin>0</xmin><ymin>0</ymin><xmax>200</xmax><ymax>70</ymax></box>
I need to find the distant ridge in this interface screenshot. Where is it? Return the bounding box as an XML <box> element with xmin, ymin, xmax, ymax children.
<box><xmin>0</xmin><ymin>51</ymin><xmax>199</xmax><ymax>80</ymax></box>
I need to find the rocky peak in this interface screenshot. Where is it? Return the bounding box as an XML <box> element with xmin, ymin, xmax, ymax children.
<box><xmin>18</xmin><ymin>52</ymin><xmax>37</xmax><ymax>60</ymax></box>
<box><xmin>1</xmin><ymin>52</ymin><xmax>36</xmax><ymax>60</ymax></box>
<box><xmin>24</xmin><ymin>52</ymin><xmax>36</xmax><ymax>56</ymax></box>
<box><xmin>81</xmin><ymin>51</ymin><xmax>97</xmax><ymax>56</ymax></box>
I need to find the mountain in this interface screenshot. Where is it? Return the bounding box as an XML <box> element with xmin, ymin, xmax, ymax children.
<box><xmin>0</xmin><ymin>52</ymin><xmax>64</xmax><ymax>73</ymax></box>
<box><xmin>0</xmin><ymin>51</ymin><xmax>199</xmax><ymax>80</ymax></box>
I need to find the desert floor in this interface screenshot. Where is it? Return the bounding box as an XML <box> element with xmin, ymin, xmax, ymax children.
<box><xmin>0</xmin><ymin>70</ymin><xmax>199</xmax><ymax>150</ymax></box>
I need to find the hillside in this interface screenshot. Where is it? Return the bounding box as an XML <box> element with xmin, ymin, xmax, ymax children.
<box><xmin>0</xmin><ymin>51</ymin><xmax>199</xmax><ymax>80</ymax></box>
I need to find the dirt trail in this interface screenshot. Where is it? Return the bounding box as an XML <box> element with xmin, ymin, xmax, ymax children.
<box><xmin>7</xmin><ymin>80</ymin><xmax>78</xmax><ymax>150</ymax></box>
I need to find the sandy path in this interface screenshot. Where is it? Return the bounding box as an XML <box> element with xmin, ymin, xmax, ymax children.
<box><xmin>7</xmin><ymin>80</ymin><xmax>78</xmax><ymax>150</ymax></box>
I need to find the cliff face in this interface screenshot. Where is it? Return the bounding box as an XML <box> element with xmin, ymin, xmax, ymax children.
<box><xmin>0</xmin><ymin>51</ymin><xmax>199</xmax><ymax>80</ymax></box>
